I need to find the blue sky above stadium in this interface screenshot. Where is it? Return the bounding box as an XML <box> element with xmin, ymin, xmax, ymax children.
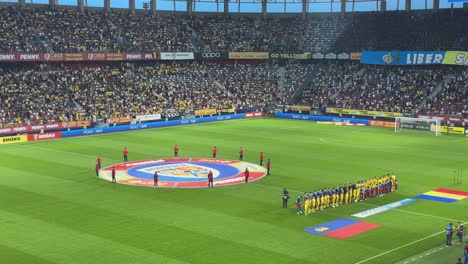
<box><xmin>1</xmin><ymin>0</ymin><xmax>464</xmax><ymax>12</ymax></box>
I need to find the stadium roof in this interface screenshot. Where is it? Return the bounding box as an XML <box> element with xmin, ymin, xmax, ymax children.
<box><xmin>2</xmin><ymin>0</ymin><xmax>466</xmax><ymax>13</ymax></box>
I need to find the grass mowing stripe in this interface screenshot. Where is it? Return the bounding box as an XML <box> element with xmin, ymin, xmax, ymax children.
<box><xmin>0</xmin><ymin>244</ymin><xmax>53</xmax><ymax>264</ymax></box>
<box><xmin>0</xmin><ymin>210</ymin><xmax>191</xmax><ymax>264</ymax></box>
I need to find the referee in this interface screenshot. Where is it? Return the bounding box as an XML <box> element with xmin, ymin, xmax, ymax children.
<box><xmin>282</xmin><ymin>188</ymin><xmax>290</xmax><ymax>208</ymax></box>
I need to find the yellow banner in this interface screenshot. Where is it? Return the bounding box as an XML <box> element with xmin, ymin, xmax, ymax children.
<box><xmin>228</xmin><ymin>52</ymin><xmax>269</xmax><ymax>60</ymax></box>
<box><xmin>431</xmin><ymin>125</ymin><xmax>465</xmax><ymax>135</ymax></box>
<box><xmin>0</xmin><ymin>135</ymin><xmax>27</xmax><ymax>144</ymax></box>
<box><xmin>195</xmin><ymin>109</ymin><xmax>217</xmax><ymax>116</ymax></box>
<box><xmin>350</xmin><ymin>52</ymin><xmax>362</xmax><ymax>60</ymax></box>
<box><xmin>286</xmin><ymin>105</ymin><xmax>311</xmax><ymax>112</ymax></box>
<box><xmin>442</xmin><ymin>51</ymin><xmax>468</xmax><ymax>66</ymax></box>
<box><xmin>326</xmin><ymin>107</ymin><xmax>403</xmax><ymax>118</ymax></box>
<box><xmin>218</xmin><ymin>107</ymin><xmax>236</xmax><ymax>113</ymax></box>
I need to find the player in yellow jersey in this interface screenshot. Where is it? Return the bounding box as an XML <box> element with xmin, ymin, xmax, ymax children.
<box><xmin>311</xmin><ymin>196</ymin><xmax>316</xmax><ymax>213</ymax></box>
<box><xmin>304</xmin><ymin>193</ymin><xmax>311</xmax><ymax>216</ymax></box>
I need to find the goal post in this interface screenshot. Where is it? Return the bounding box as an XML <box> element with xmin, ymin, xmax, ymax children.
<box><xmin>395</xmin><ymin>117</ymin><xmax>441</xmax><ymax>136</ymax></box>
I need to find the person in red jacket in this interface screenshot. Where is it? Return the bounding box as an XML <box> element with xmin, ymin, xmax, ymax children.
<box><xmin>207</xmin><ymin>170</ymin><xmax>214</xmax><ymax>188</ymax></box>
<box><xmin>174</xmin><ymin>144</ymin><xmax>179</xmax><ymax>158</ymax></box>
<box><xmin>239</xmin><ymin>147</ymin><xmax>244</xmax><ymax>161</ymax></box>
<box><xmin>97</xmin><ymin>155</ymin><xmax>102</xmax><ymax>169</ymax></box>
<box><xmin>259</xmin><ymin>152</ymin><xmax>264</xmax><ymax>166</ymax></box>
<box><xmin>111</xmin><ymin>166</ymin><xmax>116</xmax><ymax>183</ymax></box>
<box><xmin>123</xmin><ymin>147</ymin><xmax>128</xmax><ymax>162</ymax></box>
<box><xmin>244</xmin><ymin>168</ymin><xmax>250</xmax><ymax>183</ymax></box>
<box><xmin>95</xmin><ymin>162</ymin><xmax>100</xmax><ymax>177</ymax></box>
<box><xmin>153</xmin><ymin>171</ymin><xmax>158</xmax><ymax>188</ymax></box>
<box><xmin>212</xmin><ymin>146</ymin><xmax>217</xmax><ymax>158</ymax></box>
<box><xmin>266</xmin><ymin>159</ymin><xmax>271</xmax><ymax>175</ymax></box>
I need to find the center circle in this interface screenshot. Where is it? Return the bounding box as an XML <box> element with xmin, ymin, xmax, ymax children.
<box><xmin>99</xmin><ymin>158</ymin><xmax>268</xmax><ymax>188</ymax></box>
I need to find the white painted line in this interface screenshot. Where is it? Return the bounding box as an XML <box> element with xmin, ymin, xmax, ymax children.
<box><xmin>359</xmin><ymin>202</ymin><xmax>465</xmax><ymax>222</ymax></box>
<box><xmin>355</xmin><ymin>223</ymin><xmax>468</xmax><ymax>264</ymax></box>
<box><xmin>319</xmin><ymin>137</ymin><xmax>329</xmax><ymax>143</ymax></box>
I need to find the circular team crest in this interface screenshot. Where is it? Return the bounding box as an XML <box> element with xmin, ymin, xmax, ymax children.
<box><xmin>100</xmin><ymin>158</ymin><xmax>268</xmax><ymax>188</ymax></box>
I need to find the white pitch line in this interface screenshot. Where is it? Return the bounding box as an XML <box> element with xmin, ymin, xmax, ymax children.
<box><xmin>355</xmin><ymin>222</ymin><xmax>468</xmax><ymax>264</ymax></box>
<box><xmin>359</xmin><ymin>202</ymin><xmax>465</xmax><ymax>222</ymax></box>
<box><xmin>450</xmin><ymin>137</ymin><xmax>468</xmax><ymax>143</ymax></box>
<box><xmin>319</xmin><ymin>137</ymin><xmax>329</xmax><ymax>143</ymax></box>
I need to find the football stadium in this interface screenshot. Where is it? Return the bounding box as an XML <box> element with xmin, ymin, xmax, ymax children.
<box><xmin>0</xmin><ymin>0</ymin><xmax>467</xmax><ymax>263</ymax></box>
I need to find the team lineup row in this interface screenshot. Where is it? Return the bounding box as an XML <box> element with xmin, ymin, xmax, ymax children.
<box><xmin>284</xmin><ymin>174</ymin><xmax>398</xmax><ymax>215</ymax></box>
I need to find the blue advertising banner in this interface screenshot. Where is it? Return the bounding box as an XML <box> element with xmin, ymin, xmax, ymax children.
<box><xmin>360</xmin><ymin>51</ymin><xmax>446</xmax><ymax>65</ymax></box>
<box><xmin>275</xmin><ymin>113</ymin><xmax>369</xmax><ymax>125</ymax></box>
<box><xmin>448</xmin><ymin>0</ymin><xmax>468</xmax><ymax>2</ymax></box>
<box><xmin>62</xmin><ymin>114</ymin><xmax>245</xmax><ymax>138</ymax></box>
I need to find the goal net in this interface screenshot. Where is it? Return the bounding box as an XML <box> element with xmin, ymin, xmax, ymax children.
<box><xmin>395</xmin><ymin>117</ymin><xmax>441</xmax><ymax>136</ymax></box>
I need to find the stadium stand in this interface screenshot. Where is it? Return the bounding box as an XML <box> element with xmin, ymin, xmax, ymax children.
<box><xmin>331</xmin><ymin>67</ymin><xmax>445</xmax><ymax>114</ymax></box>
<box><xmin>334</xmin><ymin>9</ymin><xmax>468</xmax><ymax>52</ymax></box>
<box><xmin>0</xmin><ymin>4</ymin><xmax>467</xmax><ymax>128</ymax></box>
<box><xmin>420</xmin><ymin>70</ymin><xmax>468</xmax><ymax>118</ymax></box>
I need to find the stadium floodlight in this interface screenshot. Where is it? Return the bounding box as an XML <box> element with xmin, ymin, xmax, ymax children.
<box><xmin>395</xmin><ymin>117</ymin><xmax>441</xmax><ymax>136</ymax></box>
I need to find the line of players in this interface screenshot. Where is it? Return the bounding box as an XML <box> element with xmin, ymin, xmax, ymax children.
<box><xmin>301</xmin><ymin>174</ymin><xmax>398</xmax><ymax>215</ymax></box>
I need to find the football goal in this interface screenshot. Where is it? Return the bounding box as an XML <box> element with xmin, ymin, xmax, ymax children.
<box><xmin>395</xmin><ymin>117</ymin><xmax>441</xmax><ymax>136</ymax></box>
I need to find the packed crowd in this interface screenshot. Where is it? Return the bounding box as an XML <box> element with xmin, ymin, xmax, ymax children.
<box><xmin>1</xmin><ymin>60</ymin><xmax>468</xmax><ymax>128</ymax></box>
<box><xmin>207</xmin><ymin>63</ymin><xmax>280</xmax><ymax>110</ymax></box>
<box><xmin>420</xmin><ymin>70</ymin><xmax>468</xmax><ymax>118</ymax></box>
<box><xmin>1</xmin><ymin>5</ymin><xmax>466</xmax><ymax>53</ymax></box>
<box><xmin>0</xmin><ymin>62</ymin><xmax>280</xmax><ymax>128</ymax></box>
<box><xmin>331</xmin><ymin>67</ymin><xmax>445</xmax><ymax>114</ymax></box>
<box><xmin>300</xmin><ymin>174</ymin><xmax>398</xmax><ymax>215</ymax></box>
<box><xmin>299</xmin><ymin>61</ymin><xmax>359</xmax><ymax>109</ymax></box>
<box><xmin>110</xmin><ymin>11</ymin><xmax>193</xmax><ymax>52</ymax></box>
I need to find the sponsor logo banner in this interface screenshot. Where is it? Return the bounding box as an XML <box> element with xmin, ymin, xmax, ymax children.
<box><xmin>27</xmin><ymin>132</ymin><xmax>62</xmax><ymax>141</ymax></box>
<box><xmin>312</xmin><ymin>53</ymin><xmax>324</xmax><ymax>59</ymax></box>
<box><xmin>160</xmin><ymin>52</ymin><xmax>194</xmax><ymax>60</ymax></box>
<box><xmin>286</xmin><ymin>105</ymin><xmax>311</xmax><ymax>112</ymax></box>
<box><xmin>369</xmin><ymin>120</ymin><xmax>396</xmax><ymax>128</ymax></box>
<box><xmin>352</xmin><ymin>199</ymin><xmax>416</xmax><ymax>218</ymax></box>
<box><xmin>218</xmin><ymin>107</ymin><xmax>236</xmax><ymax>113</ymax></box>
<box><xmin>194</xmin><ymin>52</ymin><xmax>228</xmax><ymax>60</ymax></box>
<box><xmin>109</xmin><ymin>117</ymin><xmax>133</xmax><ymax>124</ymax></box>
<box><xmin>164</xmin><ymin>109</ymin><xmax>180</xmax><ymax>119</ymax></box>
<box><xmin>350</xmin><ymin>52</ymin><xmax>362</xmax><ymax>60</ymax></box>
<box><xmin>0</xmin><ymin>121</ymin><xmax>90</xmax><ymax>135</ymax></box>
<box><xmin>418</xmin><ymin>115</ymin><xmax>468</xmax><ymax>123</ymax></box>
<box><xmin>244</xmin><ymin>112</ymin><xmax>264</xmax><ymax>118</ymax></box>
<box><xmin>325</xmin><ymin>53</ymin><xmax>337</xmax><ymax>59</ymax></box>
<box><xmin>360</xmin><ymin>51</ymin><xmax>445</xmax><ymax>65</ymax></box>
<box><xmin>431</xmin><ymin>125</ymin><xmax>465</xmax><ymax>135</ymax></box>
<box><xmin>195</xmin><ymin>109</ymin><xmax>217</xmax><ymax>116</ymax></box>
<box><xmin>442</xmin><ymin>51</ymin><xmax>468</xmax><ymax>66</ymax></box>
<box><xmin>269</xmin><ymin>52</ymin><xmax>311</xmax><ymax>60</ymax></box>
<box><xmin>0</xmin><ymin>135</ymin><xmax>27</xmax><ymax>144</ymax></box>
<box><xmin>337</xmin><ymin>53</ymin><xmax>350</xmax><ymax>60</ymax></box>
<box><xmin>136</xmin><ymin>114</ymin><xmax>162</xmax><ymax>122</ymax></box>
<box><xmin>0</xmin><ymin>53</ymin><xmax>157</xmax><ymax>62</ymax></box>
<box><xmin>326</xmin><ymin>107</ymin><xmax>403</xmax><ymax>118</ymax></box>
<box><xmin>228</xmin><ymin>52</ymin><xmax>269</xmax><ymax>60</ymax></box>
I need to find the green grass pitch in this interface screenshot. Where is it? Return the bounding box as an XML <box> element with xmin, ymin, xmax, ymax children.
<box><xmin>0</xmin><ymin>118</ymin><xmax>467</xmax><ymax>264</ymax></box>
